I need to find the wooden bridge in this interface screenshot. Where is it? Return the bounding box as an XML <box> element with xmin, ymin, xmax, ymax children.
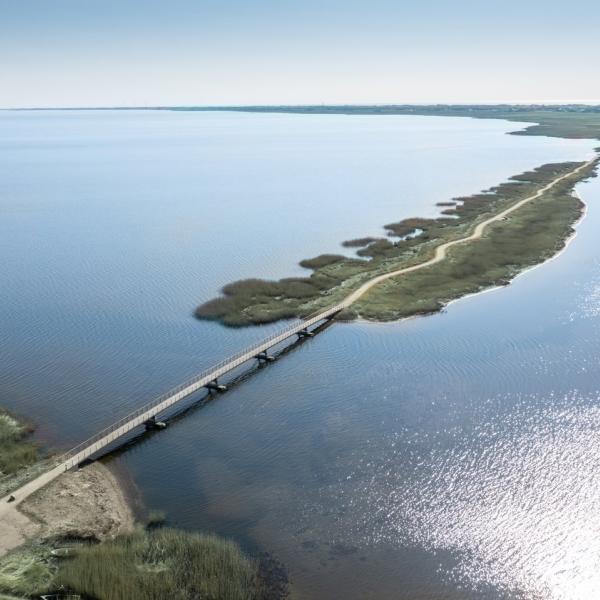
<box><xmin>0</xmin><ymin>301</ymin><xmax>347</xmax><ymax>511</ymax></box>
<box><xmin>60</xmin><ymin>301</ymin><xmax>347</xmax><ymax>470</ymax></box>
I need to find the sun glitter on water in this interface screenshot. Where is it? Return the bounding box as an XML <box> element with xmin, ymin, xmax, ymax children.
<box><xmin>320</xmin><ymin>392</ymin><xmax>600</xmax><ymax>600</ymax></box>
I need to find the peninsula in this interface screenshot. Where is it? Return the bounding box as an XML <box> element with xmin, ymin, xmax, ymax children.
<box><xmin>196</xmin><ymin>157</ymin><xmax>598</xmax><ymax>327</ymax></box>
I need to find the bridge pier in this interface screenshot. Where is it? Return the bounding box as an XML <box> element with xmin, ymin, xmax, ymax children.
<box><xmin>144</xmin><ymin>416</ymin><xmax>167</xmax><ymax>431</ymax></box>
<box><xmin>205</xmin><ymin>379</ymin><xmax>228</xmax><ymax>392</ymax></box>
<box><xmin>255</xmin><ymin>351</ymin><xmax>275</xmax><ymax>363</ymax></box>
<box><xmin>296</xmin><ymin>329</ymin><xmax>314</xmax><ymax>338</ymax></box>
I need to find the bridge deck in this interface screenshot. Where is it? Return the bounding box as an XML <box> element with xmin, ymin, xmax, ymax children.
<box><xmin>60</xmin><ymin>301</ymin><xmax>346</xmax><ymax>470</ymax></box>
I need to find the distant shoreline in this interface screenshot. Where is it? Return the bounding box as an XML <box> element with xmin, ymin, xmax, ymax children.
<box><xmin>3</xmin><ymin>103</ymin><xmax>600</xmax><ymax>110</ymax></box>
<box><xmin>3</xmin><ymin>103</ymin><xmax>599</xmax><ymax>138</ymax></box>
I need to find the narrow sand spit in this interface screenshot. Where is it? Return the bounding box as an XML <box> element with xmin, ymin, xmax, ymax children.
<box><xmin>343</xmin><ymin>157</ymin><xmax>598</xmax><ymax>308</ymax></box>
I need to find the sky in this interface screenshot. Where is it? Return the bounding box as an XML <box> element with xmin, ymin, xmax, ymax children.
<box><xmin>1</xmin><ymin>0</ymin><xmax>599</xmax><ymax>108</ymax></box>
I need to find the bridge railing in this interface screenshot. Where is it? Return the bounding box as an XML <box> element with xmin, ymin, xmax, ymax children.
<box><xmin>60</xmin><ymin>302</ymin><xmax>346</xmax><ymax>463</ymax></box>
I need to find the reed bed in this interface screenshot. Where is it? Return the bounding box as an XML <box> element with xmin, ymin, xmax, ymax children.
<box><xmin>54</xmin><ymin>528</ymin><xmax>262</xmax><ymax>600</ymax></box>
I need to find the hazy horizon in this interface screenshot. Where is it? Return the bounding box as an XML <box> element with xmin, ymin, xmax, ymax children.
<box><xmin>3</xmin><ymin>102</ymin><xmax>600</xmax><ymax>111</ymax></box>
<box><xmin>2</xmin><ymin>0</ymin><xmax>599</xmax><ymax>109</ymax></box>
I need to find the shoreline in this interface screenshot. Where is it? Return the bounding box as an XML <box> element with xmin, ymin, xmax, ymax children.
<box><xmin>350</xmin><ymin>182</ymin><xmax>591</xmax><ymax>326</ymax></box>
<box><xmin>105</xmin><ymin>456</ymin><xmax>146</xmax><ymax>522</ymax></box>
<box><xmin>0</xmin><ymin>407</ymin><xmax>137</xmax><ymax>558</ymax></box>
<box><xmin>0</xmin><ymin>413</ymin><xmax>290</xmax><ymax>599</ymax></box>
<box><xmin>197</xmin><ymin>158</ymin><xmax>598</xmax><ymax>327</ymax></box>
<box><xmin>439</xmin><ymin>186</ymin><xmax>589</xmax><ymax>316</ymax></box>
<box><xmin>0</xmin><ymin>458</ymin><xmax>135</xmax><ymax>559</ymax></box>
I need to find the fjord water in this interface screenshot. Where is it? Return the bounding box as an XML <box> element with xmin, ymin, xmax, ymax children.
<box><xmin>1</xmin><ymin>110</ymin><xmax>599</xmax><ymax>599</ymax></box>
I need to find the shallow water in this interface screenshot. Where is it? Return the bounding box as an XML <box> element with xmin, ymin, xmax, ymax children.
<box><xmin>1</xmin><ymin>110</ymin><xmax>599</xmax><ymax>599</ymax></box>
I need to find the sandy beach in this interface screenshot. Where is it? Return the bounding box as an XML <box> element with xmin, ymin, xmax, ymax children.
<box><xmin>0</xmin><ymin>461</ymin><xmax>134</xmax><ymax>558</ymax></box>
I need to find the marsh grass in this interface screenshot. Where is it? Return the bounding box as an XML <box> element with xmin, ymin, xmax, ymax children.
<box><xmin>341</xmin><ymin>237</ymin><xmax>381</xmax><ymax>248</ymax></box>
<box><xmin>353</xmin><ymin>182</ymin><xmax>585</xmax><ymax>320</ymax></box>
<box><xmin>0</xmin><ymin>529</ymin><xmax>273</xmax><ymax>600</ymax></box>
<box><xmin>53</xmin><ymin>528</ymin><xmax>264</xmax><ymax>600</ymax></box>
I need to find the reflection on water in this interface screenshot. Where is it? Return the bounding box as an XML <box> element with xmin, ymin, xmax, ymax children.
<box><xmin>569</xmin><ymin>260</ymin><xmax>600</xmax><ymax>321</ymax></box>
<box><xmin>325</xmin><ymin>393</ymin><xmax>600</xmax><ymax>599</ymax></box>
<box><xmin>1</xmin><ymin>110</ymin><xmax>600</xmax><ymax>599</ymax></box>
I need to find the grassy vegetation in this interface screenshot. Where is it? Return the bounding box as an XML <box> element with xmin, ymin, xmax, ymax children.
<box><xmin>194</xmin><ymin>106</ymin><xmax>600</xmax><ymax>326</ymax></box>
<box><xmin>341</xmin><ymin>237</ymin><xmax>381</xmax><ymax>248</ymax></box>
<box><xmin>0</xmin><ymin>410</ymin><xmax>38</xmax><ymax>478</ymax></box>
<box><xmin>0</xmin><ymin>408</ymin><xmax>54</xmax><ymax>500</ymax></box>
<box><xmin>298</xmin><ymin>254</ymin><xmax>346</xmax><ymax>269</ymax></box>
<box><xmin>53</xmin><ymin>528</ymin><xmax>263</xmax><ymax>600</ymax></box>
<box><xmin>0</xmin><ymin>528</ymin><xmax>281</xmax><ymax>600</ymax></box>
<box><xmin>0</xmin><ymin>544</ymin><xmax>53</xmax><ymax>598</ymax></box>
<box><xmin>353</xmin><ymin>176</ymin><xmax>586</xmax><ymax>320</ymax></box>
<box><xmin>196</xmin><ymin>160</ymin><xmax>598</xmax><ymax>326</ymax></box>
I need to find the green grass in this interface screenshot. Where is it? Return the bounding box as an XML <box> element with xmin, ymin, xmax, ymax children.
<box><xmin>53</xmin><ymin>528</ymin><xmax>263</xmax><ymax>600</ymax></box>
<box><xmin>0</xmin><ymin>410</ymin><xmax>38</xmax><ymax>478</ymax></box>
<box><xmin>353</xmin><ymin>182</ymin><xmax>585</xmax><ymax>320</ymax></box>
<box><xmin>196</xmin><ymin>160</ymin><xmax>598</xmax><ymax>326</ymax></box>
<box><xmin>298</xmin><ymin>254</ymin><xmax>346</xmax><ymax>269</ymax></box>
<box><xmin>341</xmin><ymin>237</ymin><xmax>381</xmax><ymax>248</ymax></box>
<box><xmin>0</xmin><ymin>545</ymin><xmax>53</xmax><ymax>598</ymax></box>
<box><xmin>0</xmin><ymin>528</ymin><xmax>274</xmax><ymax>600</ymax></box>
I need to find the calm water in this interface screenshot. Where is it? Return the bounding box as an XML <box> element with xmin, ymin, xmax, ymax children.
<box><xmin>1</xmin><ymin>110</ymin><xmax>599</xmax><ymax>599</ymax></box>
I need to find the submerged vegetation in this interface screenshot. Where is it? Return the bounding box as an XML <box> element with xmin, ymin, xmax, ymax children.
<box><xmin>196</xmin><ymin>159</ymin><xmax>598</xmax><ymax>326</ymax></box>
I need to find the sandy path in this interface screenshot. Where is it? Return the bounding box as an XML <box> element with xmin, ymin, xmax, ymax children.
<box><xmin>340</xmin><ymin>157</ymin><xmax>597</xmax><ymax>308</ymax></box>
<box><xmin>0</xmin><ymin>463</ymin><xmax>133</xmax><ymax>558</ymax></box>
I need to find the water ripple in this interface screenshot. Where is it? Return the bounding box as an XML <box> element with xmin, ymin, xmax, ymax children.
<box><xmin>310</xmin><ymin>391</ymin><xmax>600</xmax><ymax>599</ymax></box>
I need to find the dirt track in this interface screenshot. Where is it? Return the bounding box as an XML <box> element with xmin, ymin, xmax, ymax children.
<box><xmin>0</xmin><ymin>462</ymin><xmax>133</xmax><ymax>558</ymax></box>
<box><xmin>341</xmin><ymin>157</ymin><xmax>598</xmax><ymax>308</ymax></box>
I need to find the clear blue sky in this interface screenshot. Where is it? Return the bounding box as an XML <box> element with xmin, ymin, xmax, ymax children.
<box><xmin>1</xmin><ymin>0</ymin><xmax>598</xmax><ymax>108</ymax></box>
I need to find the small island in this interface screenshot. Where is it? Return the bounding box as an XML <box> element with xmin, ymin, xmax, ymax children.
<box><xmin>196</xmin><ymin>158</ymin><xmax>598</xmax><ymax>327</ymax></box>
